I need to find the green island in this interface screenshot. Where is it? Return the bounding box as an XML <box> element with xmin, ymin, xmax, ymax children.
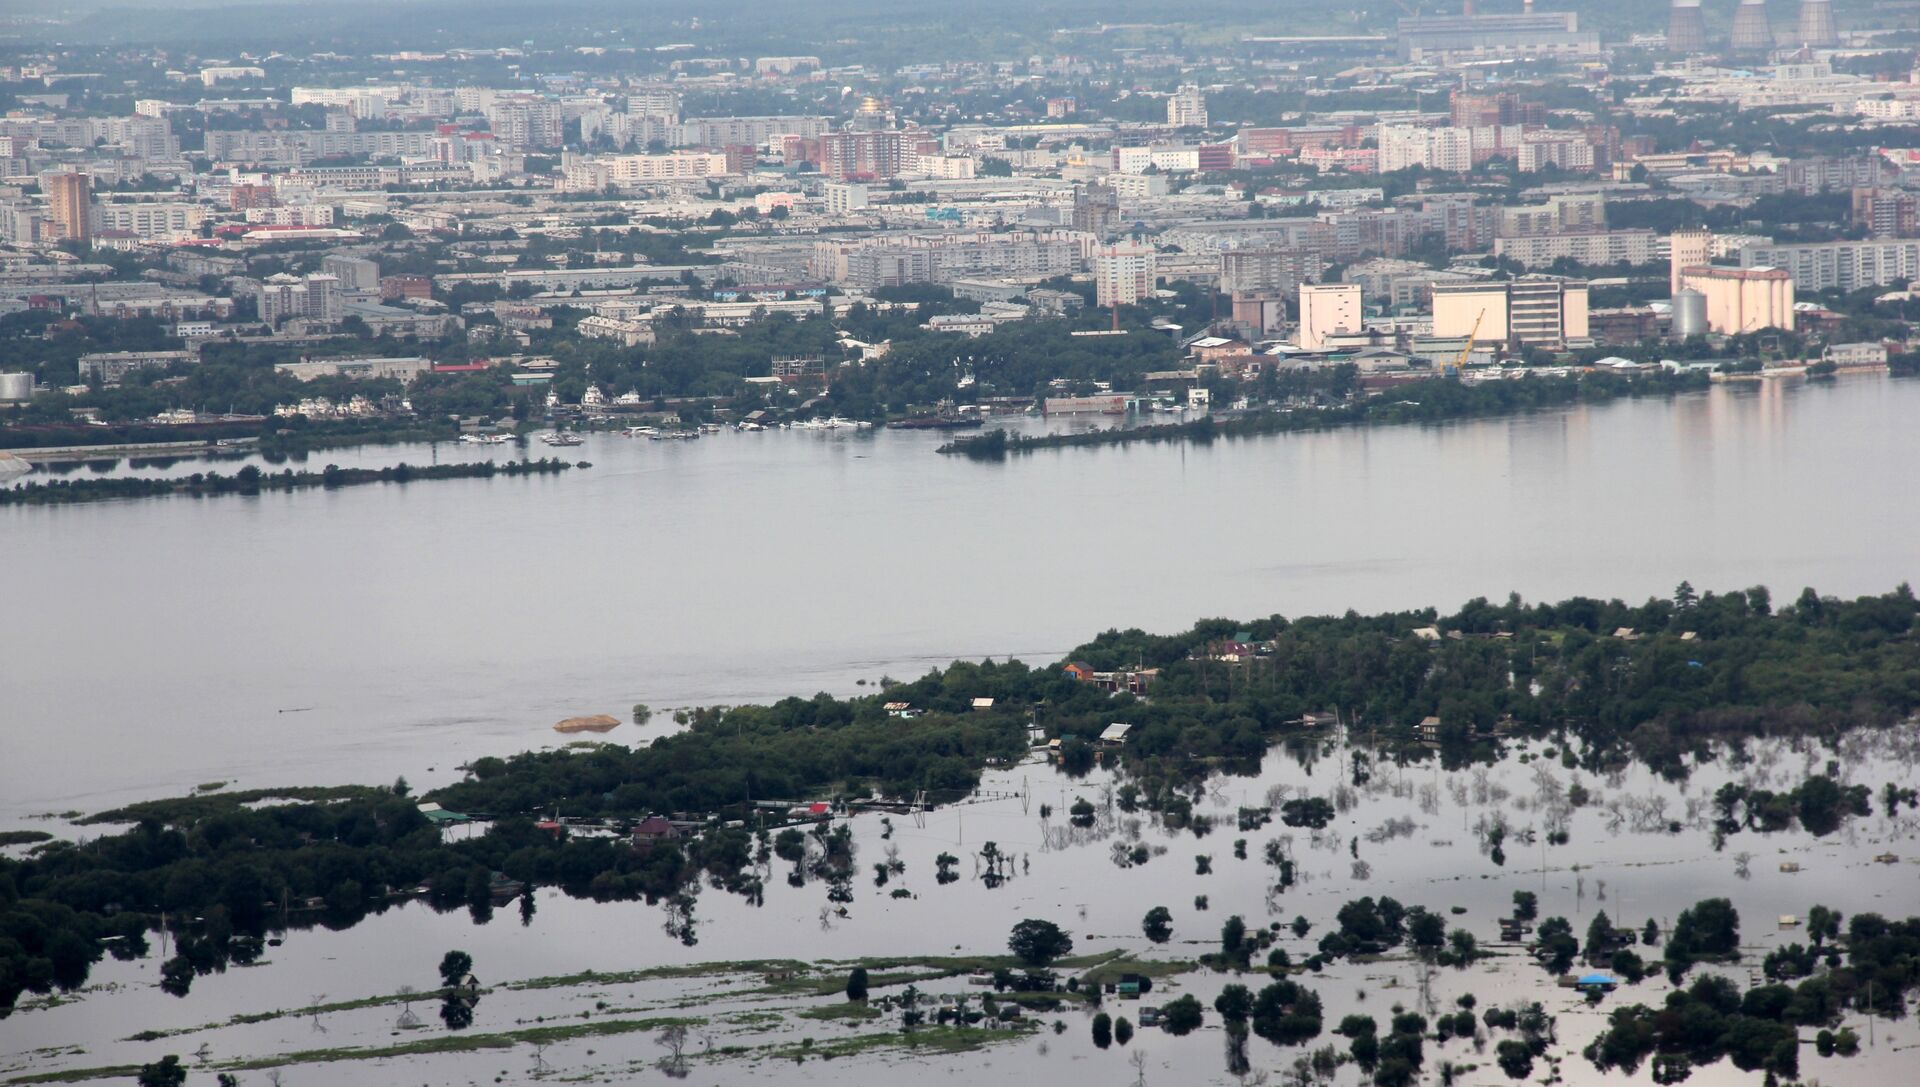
<box><xmin>939</xmin><ymin>369</ymin><xmax>1711</xmax><ymax>458</ymax></box>
<box><xmin>4</xmin><ymin>584</ymin><xmax>1920</xmax><ymax>1085</ymax></box>
<box><xmin>0</xmin><ymin>457</ymin><xmax>581</xmax><ymax>506</ymax></box>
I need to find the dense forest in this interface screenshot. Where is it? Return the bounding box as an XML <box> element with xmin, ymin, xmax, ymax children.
<box><xmin>4</xmin><ymin>584</ymin><xmax>1918</xmax><ymax>1017</ymax></box>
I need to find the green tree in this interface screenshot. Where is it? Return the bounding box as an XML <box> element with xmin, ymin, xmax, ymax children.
<box><xmin>136</xmin><ymin>1056</ymin><xmax>187</xmax><ymax>1087</ymax></box>
<box><xmin>1512</xmin><ymin>891</ymin><xmax>1538</xmax><ymax>921</ymax></box>
<box><xmin>1008</xmin><ymin>918</ymin><xmax>1073</xmax><ymax>966</ymax></box>
<box><xmin>1161</xmin><ymin>993</ymin><xmax>1205</xmax><ymax>1035</ymax></box>
<box><xmin>439</xmin><ymin>950</ymin><xmax>474</xmax><ymax>989</ymax></box>
<box><xmin>1215</xmin><ymin>982</ymin><xmax>1254</xmax><ymax>1022</ymax></box>
<box><xmin>1115</xmin><ymin>1016</ymin><xmax>1134</xmax><ymax>1045</ymax></box>
<box><xmin>1092</xmin><ymin>1011</ymin><xmax>1113</xmax><ymax>1047</ymax></box>
<box><xmin>1142</xmin><ymin>905</ymin><xmax>1173</xmax><ymax>943</ymax></box>
<box><xmin>846</xmin><ymin>966</ymin><xmax>869</xmax><ymax>1001</ymax></box>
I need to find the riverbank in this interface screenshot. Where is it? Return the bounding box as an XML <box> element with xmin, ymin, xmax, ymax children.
<box><xmin>939</xmin><ymin>369</ymin><xmax>1711</xmax><ymax>458</ymax></box>
<box><xmin>0</xmin><ymin>456</ymin><xmax>581</xmax><ymax>506</ymax></box>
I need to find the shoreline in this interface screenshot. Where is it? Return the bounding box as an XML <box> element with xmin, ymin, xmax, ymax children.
<box><xmin>939</xmin><ymin>369</ymin><xmax>1714</xmax><ymax>458</ymax></box>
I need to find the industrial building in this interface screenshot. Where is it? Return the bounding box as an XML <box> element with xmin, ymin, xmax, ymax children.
<box><xmin>1396</xmin><ymin>5</ymin><xmax>1600</xmax><ymax>63</ymax></box>
<box><xmin>1677</xmin><ymin>266</ymin><xmax>1795</xmax><ymax>333</ymax></box>
<box><xmin>1431</xmin><ymin>277</ymin><xmax>1590</xmax><ymax>348</ymax></box>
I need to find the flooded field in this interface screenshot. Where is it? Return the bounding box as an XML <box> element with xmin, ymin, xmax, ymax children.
<box><xmin>8</xmin><ymin>724</ymin><xmax>1918</xmax><ymax>1086</ymax></box>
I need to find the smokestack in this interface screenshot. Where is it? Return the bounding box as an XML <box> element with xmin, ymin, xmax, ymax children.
<box><xmin>1523</xmin><ymin>0</ymin><xmax>1534</xmax><ymax>13</ymax></box>
<box><xmin>1731</xmin><ymin>0</ymin><xmax>1775</xmax><ymax>52</ymax></box>
<box><xmin>1668</xmin><ymin>0</ymin><xmax>1707</xmax><ymax>53</ymax></box>
<box><xmin>1462</xmin><ymin>0</ymin><xmax>1475</xmax><ymax>16</ymax></box>
<box><xmin>1796</xmin><ymin>0</ymin><xmax>1837</xmax><ymax>47</ymax></box>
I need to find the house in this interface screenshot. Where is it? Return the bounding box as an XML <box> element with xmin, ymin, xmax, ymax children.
<box><xmin>632</xmin><ymin>815</ymin><xmax>680</xmax><ymax>844</ymax></box>
<box><xmin>1612</xmin><ymin>627</ymin><xmax>1640</xmax><ymax>641</ymax></box>
<box><xmin>416</xmin><ymin>802</ymin><xmax>472</xmax><ymax>826</ymax></box>
<box><xmin>1411</xmin><ymin>626</ymin><xmax>1442</xmax><ymax>641</ymax></box>
<box><xmin>1063</xmin><ymin>661</ymin><xmax>1096</xmax><ymax>682</ymax></box>
<box><xmin>1418</xmin><ymin>716</ymin><xmax>1442</xmax><ymax>744</ymax></box>
<box><xmin>1116</xmin><ymin>973</ymin><xmax>1145</xmax><ymax>997</ymax></box>
<box><xmin>884</xmin><ymin>702</ymin><xmax>923</xmax><ymax>718</ymax></box>
<box><xmin>971</xmin><ymin>697</ymin><xmax>996</xmax><ymax>712</ymax></box>
<box><xmin>1574</xmin><ymin>973</ymin><xmax>1619</xmax><ymax>994</ymax></box>
<box><xmin>1099</xmin><ymin>722</ymin><xmax>1133</xmax><ymax>746</ymax></box>
<box><xmin>1291</xmin><ymin>712</ymin><xmax>1337</xmax><ymax>730</ymax></box>
<box><xmin>1091</xmin><ymin>668</ymin><xmax>1159</xmax><ymax>696</ymax></box>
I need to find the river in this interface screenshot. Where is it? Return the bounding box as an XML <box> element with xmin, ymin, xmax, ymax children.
<box><xmin>3</xmin><ymin>373</ymin><xmax>1917</xmax><ymax>825</ymax></box>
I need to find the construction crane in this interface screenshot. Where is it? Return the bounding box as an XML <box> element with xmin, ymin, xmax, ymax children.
<box><xmin>1452</xmin><ymin>308</ymin><xmax>1486</xmax><ymax>373</ymax></box>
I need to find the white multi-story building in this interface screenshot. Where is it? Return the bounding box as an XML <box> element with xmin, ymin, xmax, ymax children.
<box><xmin>256</xmin><ymin>273</ymin><xmax>342</xmax><ymax>326</ymax></box>
<box><xmin>824</xmin><ymin>182</ymin><xmax>870</xmax><ymax>215</ymax></box>
<box><xmin>95</xmin><ymin>203</ymin><xmax>204</xmax><ymax>240</ymax></box>
<box><xmin>1168</xmin><ymin>85</ymin><xmax>1209</xmax><ymax>128</ymax></box>
<box><xmin>1738</xmin><ymin>238</ymin><xmax>1920</xmax><ymax>292</ymax></box>
<box><xmin>485</xmin><ymin>96</ymin><xmax>564</xmax><ymax>150</ymax></box>
<box><xmin>1376</xmin><ymin>125</ymin><xmax>1474</xmax><ymax>174</ymax></box>
<box><xmin>1095</xmin><ymin>245</ymin><xmax>1157</xmax><ymax>307</ymax></box>
<box><xmin>1492</xmin><ymin>230</ymin><xmax>1665</xmax><ymax>269</ymax></box>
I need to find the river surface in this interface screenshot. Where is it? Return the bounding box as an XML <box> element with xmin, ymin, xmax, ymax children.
<box><xmin>3</xmin><ymin>373</ymin><xmax>1919</xmax><ymax>825</ymax></box>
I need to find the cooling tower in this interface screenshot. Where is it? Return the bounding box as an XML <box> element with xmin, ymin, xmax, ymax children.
<box><xmin>1668</xmin><ymin>0</ymin><xmax>1707</xmax><ymax>53</ymax></box>
<box><xmin>1796</xmin><ymin>0</ymin><xmax>1837</xmax><ymax>47</ymax></box>
<box><xmin>1731</xmin><ymin>0</ymin><xmax>1775</xmax><ymax>51</ymax></box>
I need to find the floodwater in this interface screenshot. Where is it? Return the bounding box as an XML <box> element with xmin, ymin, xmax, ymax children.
<box><xmin>4</xmin><ymin>727</ymin><xmax>1917</xmax><ymax>1085</ymax></box>
<box><xmin>4</xmin><ymin>373</ymin><xmax>1920</xmax><ymax>1084</ymax></box>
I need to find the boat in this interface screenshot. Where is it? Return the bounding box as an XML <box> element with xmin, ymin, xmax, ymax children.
<box><xmin>697</xmin><ymin>423</ymin><xmax>722</xmax><ymax>433</ymax></box>
<box><xmin>457</xmin><ymin>432</ymin><xmax>510</xmax><ymax>445</ymax></box>
<box><xmin>542</xmin><ymin>432</ymin><xmax>584</xmax><ymax>447</ymax></box>
<box><xmin>623</xmin><ymin>425</ymin><xmax>657</xmax><ymax>437</ymax></box>
<box><xmin>648</xmin><ymin>429</ymin><xmax>699</xmax><ymax>441</ymax></box>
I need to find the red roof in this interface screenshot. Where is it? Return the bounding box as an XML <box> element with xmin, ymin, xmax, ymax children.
<box><xmin>807</xmin><ymin>802</ymin><xmax>830</xmax><ymax>815</ymax></box>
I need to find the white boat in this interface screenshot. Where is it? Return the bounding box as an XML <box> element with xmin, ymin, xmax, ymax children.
<box><xmin>542</xmin><ymin>432</ymin><xmax>584</xmax><ymax>447</ymax></box>
<box><xmin>698</xmin><ymin>423</ymin><xmax>722</xmax><ymax>433</ymax></box>
<box><xmin>623</xmin><ymin>426</ymin><xmax>657</xmax><ymax>437</ymax></box>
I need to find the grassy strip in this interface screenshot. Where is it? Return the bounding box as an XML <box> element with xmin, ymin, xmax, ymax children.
<box><xmin>9</xmin><ymin>1017</ymin><xmax>704</xmax><ymax>1084</ymax></box>
<box><xmin>798</xmin><ymin>1003</ymin><xmax>884</xmax><ymax>1022</ymax></box>
<box><xmin>505</xmin><ymin>959</ymin><xmax>810</xmax><ymax>992</ymax></box>
<box><xmin>0</xmin><ymin>831</ymin><xmax>53</xmax><ymax>847</ymax></box>
<box><xmin>82</xmin><ymin>786</ymin><xmax>385</xmax><ymax>825</ymax></box>
<box><xmin>758</xmin><ymin>1023</ymin><xmax>1037</xmax><ymax>1062</ymax></box>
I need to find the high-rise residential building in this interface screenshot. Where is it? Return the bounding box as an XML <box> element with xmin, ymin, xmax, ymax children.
<box><xmin>1739</xmin><ymin>238</ymin><xmax>1920</xmax><ymax>291</ymax></box>
<box><xmin>1072</xmin><ymin>181</ymin><xmax>1119</xmax><ymax>237</ymax></box>
<box><xmin>1220</xmin><ymin>247</ymin><xmax>1324</xmax><ymax>295</ymax></box>
<box><xmin>484</xmin><ymin>96</ymin><xmax>564</xmax><ymax>150</ymax></box>
<box><xmin>1669</xmin><ymin>228</ymin><xmax>1714</xmax><ymax>296</ymax></box>
<box><xmin>1298</xmin><ymin>282</ymin><xmax>1362</xmax><ymax>350</ymax></box>
<box><xmin>1850</xmin><ymin>187</ymin><xmax>1917</xmax><ymax>239</ymax></box>
<box><xmin>42</xmin><ymin>171</ymin><xmax>92</xmax><ymax>246</ymax></box>
<box><xmin>1678</xmin><ymin>266</ymin><xmax>1794</xmax><ymax>333</ymax></box>
<box><xmin>322</xmin><ymin>254</ymin><xmax>382</xmax><ymax>293</ymax></box>
<box><xmin>1095</xmin><ymin>245</ymin><xmax>1157</xmax><ymax>309</ymax></box>
<box><xmin>1377</xmin><ymin>125</ymin><xmax>1474</xmax><ymax>173</ymax></box>
<box><xmin>824</xmin><ymin>182</ymin><xmax>869</xmax><ymax>215</ymax></box>
<box><xmin>819</xmin><ymin>131</ymin><xmax>903</xmax><ymax>181</ymax></box>
<box><xmin>1167</xmin><ymin>85</ymin><xmax>1208</xmax><ymax>128</ymax></box>
<box><xmin>257</xmin><ymin>273</ymin><xmax>343</xmax><ymax>326</ymax></box>
<box><xmin>1431</xmin><ymin>278</ymin><xmax>1589</xmax><ymax>348</ymax></box>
